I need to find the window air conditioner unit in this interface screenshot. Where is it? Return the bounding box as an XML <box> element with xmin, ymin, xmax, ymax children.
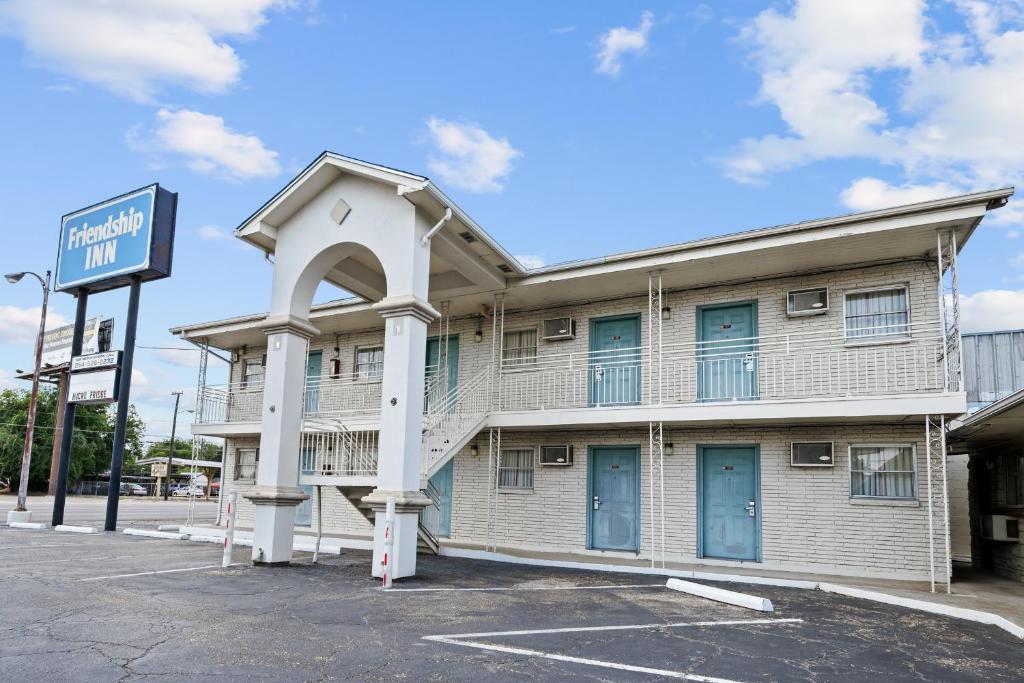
<box><xmin>791</xmin><ymin>442</ymin><xmax>834</xmax><ymax>467</ymax></box>
<box><xmin>540</xmin><ymin>445</ymin><xmax>573</xmax><ymax>466</ymax></box>
<box><xmin>542</xmin><ymin>317</ymin><xmax>576</xmax><ymax>341</ymax></box>
<box><xmin>982</xmin><ymin>514</ymin><xmax>1021</xmax><ymax>542</ymax></box>
<box><xmin>787</xmin><ymin>288</ymin><xmax>829</xmax><ymax>317</ymax></box>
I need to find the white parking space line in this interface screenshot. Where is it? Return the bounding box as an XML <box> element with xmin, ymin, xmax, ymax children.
<box><xmin>388</xmin><ymin>583</ymin><xmax>664</xmax><ymax>593</ymax></box>
<box><xmin>426</xmin><ymin>637</ymin><xmax>745</xmax><ymax>682</ymax></box>
<box><xmin>78</xmin><ymin>564</ymin><xmax>225</xmax><ymax>581</ymax></box>
<box><xmin>423</xmin><ymin>618</ymin><xmax>804</xmax><ymax>682</ymax></box>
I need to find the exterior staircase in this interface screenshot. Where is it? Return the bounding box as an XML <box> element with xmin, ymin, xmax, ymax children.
<box><xmin>337</xmin><ymin>485</ymin><xmax>440</xmax><ymax>554</ymax></box>
<box><xmin>420</xmin><ymin>368</ymin><xmax>491</xmax><ymax>479</ymax></box>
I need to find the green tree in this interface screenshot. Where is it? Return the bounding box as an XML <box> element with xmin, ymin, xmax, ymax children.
<box><xmin>0</xmin><ymin>387</ymin><xmax>147</xmax><ymax>491</ymax></box>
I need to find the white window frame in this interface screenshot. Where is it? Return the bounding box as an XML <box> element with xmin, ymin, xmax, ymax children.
<box><xmin>790</xmin><ymin>441</ymin><xmax>834</xmax><ymax>467</ymax></box>
<box><xmin>497</xmin><ymin>447</ymin><xmax>535</xmax><ymax>491</ymax></box>
<box><xmin>241</xmin><ymin>357</ymin><xmax>264</xmax><ymax>389</ymax></box>
<box><xmin>502</xmin><ymin>328</ymin><xmax>539</xmax><ymax>367</ymax></box>
<box><xmin>842</xmin><ymin>284</ymin><xmax>912</xmax><ymax>342</ymax></box>
<box><xmin>354</xmin><ymin>345</ymin><xmax>384</xmax><ymax>381</ymax></box>
<box><xmin>848</xmin><ymin>443</ymin><xmax>917</xmax><ymax>501</ymax></box>
<box><xmin>234</xmin><ymin>448</ymin><xmax>259</xmax><ymax>483</ymax></box>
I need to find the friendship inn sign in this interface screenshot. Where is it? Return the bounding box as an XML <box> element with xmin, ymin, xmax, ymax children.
<box><xmin>55</xmin><ymin>184</ymin><xmax>176</xmax><ymax>293</ymax></box>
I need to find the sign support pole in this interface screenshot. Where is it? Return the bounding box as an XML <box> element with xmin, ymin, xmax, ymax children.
<box><xmin>104</xmin><ymin>276</ymin><xmax>141</xmax><ymax>531</ymax></box>
<box><xmin>46</xmin><ymin>370</ymin><xmax>69</xmax><ymax>496</ymax></box>
<box><xmin>51</xmin><ymin>290</ymin><xmax>89</xmax><ymax>527</ymax></box>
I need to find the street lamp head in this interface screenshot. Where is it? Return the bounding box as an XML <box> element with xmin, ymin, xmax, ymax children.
<box><xmin>5</xmin><ymin>272</ymin><xmax>25</xmax><ymax>284</ymax></box>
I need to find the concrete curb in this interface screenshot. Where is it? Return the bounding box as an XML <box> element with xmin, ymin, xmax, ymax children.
<box><xmin>156</xmin><ymin>525</ymin><xmax>180</xmax><ymax>532</ymax></box>
<box><xmin>180</xmin><ymin>525</ymin><xmax>355</xmax><ymax>554</ymax></box>
<box><xmin>7</xmin><ymin>521</ymin><xmax>47</xmax><ymax>530</ymax></box>
<box><xmin>666</xmin><ymin>578</ymin><xmax>773</xmax><ymax>612</ymax></box>
<box><xmin>439</xmin><ymin>547</ymin><xmax>1023</xmax><ymax>640</ymax></box>
<box><xmin>123</xmin><ymin>528</ymin><xmax>189</xmax><ymax>540</ymax></box>
<box><xmin>54</xmin><ymin>525</ymin><xmax>99</xmax><ymax>534</ymax></box>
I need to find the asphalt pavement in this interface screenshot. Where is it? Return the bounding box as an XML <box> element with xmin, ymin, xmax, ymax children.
<box><xmin>0</xmin><ymin>494</ymin><xmax>218</xmax><ymax>526</ymax></box>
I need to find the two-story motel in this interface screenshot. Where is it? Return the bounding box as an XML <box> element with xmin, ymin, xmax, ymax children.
<box><xmin>171</xmin><ymin>152</ymin><xmax>1013</xmax><ymax>589</ymax></box>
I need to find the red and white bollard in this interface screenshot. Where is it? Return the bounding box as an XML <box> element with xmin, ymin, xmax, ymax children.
<box><xmin>381</xmin><ymin>496</ymin><xmax>395</xmax><ymax>589</ymax></box>
<box><xmin>222</xmin><ymin>490</ymin><xmax>238</xmax><ymax>568</ymax></box>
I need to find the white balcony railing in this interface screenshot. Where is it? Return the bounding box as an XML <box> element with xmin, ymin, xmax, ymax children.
<box><xmin>299</xmin><ymin>419</ymin><xmax>378</xmax><ymax>478</ymax></box>
<box><xmin>196</xmin><ymin>382</ymin><xmax>263</xmax><ymax>424</ymax></box>
<box><xmin>499</xmin><ymin>322</ymin><xmax>951</xmax><ymax>412</ymax></box>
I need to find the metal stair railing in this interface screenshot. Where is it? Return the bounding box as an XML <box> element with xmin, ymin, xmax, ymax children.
<box><xmin>421</xmin><ymin>367</ymin><xmax>491</xmax><ymax>476</ymax></box>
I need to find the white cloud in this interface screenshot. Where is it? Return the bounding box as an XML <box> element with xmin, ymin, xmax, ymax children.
<box><xmin>425</xmin><ymin>118</ymin><xmax>522</xmax><ymax>193</ymax></box>
<box><xmin>0</xmin><ymin>305</ymin><xmax>68</xmax><ymax>344</ymax></box>
<box><xmin>197</xmin><ymin>224</ymin><xmax>232</xmax><ymax>241</ymax></box>
<box><xmin>514</xmin><ymin>255</ymin><xmax>545</xmax><ymax>269</ymax></box>
<box><xmin>959</xmin><ymin>289</ymin><xmax>1024</xmax><ymax>332</ymax></box>
<box><xmin>152</xmin><ymin>347</ymin><xmax>201</xmax><ymax>369</ymax></box>
<box><xmin>725</xmin><ymin>0</ymin><xmax>1024</xmax><ymax>232</ymax></box>
<box><xmin>0</xmin><ymin>368</ymin><xmax>18</xmax><ymax>391</ymax></box>
<box><xmin>132</xmin><ymin>108</ymin><xmax>281</xmax><ymax>182</ymax></box>
<box><xmin>596</xmin><ymin>10</ymin><xmax>654</xmax><ymax>77</ymax></box>
<box><xmin>0</xmin><ymin>0</ymin><xmax>291</xmax><ymax>101</ymax></box>
<box><xmin>839</xmin><ymin>178</ymin><xmax>961</xmax><ymax>211</ymax></box>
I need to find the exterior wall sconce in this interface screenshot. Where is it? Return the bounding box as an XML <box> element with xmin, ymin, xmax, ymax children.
<box><xmin>470</xmin><ymin>443</ymin><xmax>480</xmax><ymax>457</ymax></box>
<box><xmin>664</xmin><ymin>442</ymin><xmax>674</xmax><ymax>455</ymax></box>
<box><xmin>661</xmin><ymin>306</ymin><xmax>672</xmax><ymax>320</ymax></box>
<box><xmin>474</xmin><ymin>315</ymin><xmax>484</xmax><ymax>343</ymax></box>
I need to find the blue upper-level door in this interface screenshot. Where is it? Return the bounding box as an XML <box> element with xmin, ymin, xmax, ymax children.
<box><xmin>588</xmin><ymin>446</ymin><xmax>640</xmax><ymax>551</ymax></box>
<box><xmin>425</xmin><ymin>336</ymin><xmax>459</xmax><ymax>412</ymax></box>
<box><xmin>698</xmin><ymin>303</ymin><xmax>758</xmax><ymax>401</ymax></box>
<box><xmin>699</xmin><ymin>446</ymin><xmax>759</xmax><ymax>561</ymax></box>
<box><xmin>589</xmin><ymin>315</ymin><xmax>641</xmax><ymax>406</ymax></box>
<box><xmin>295</xmin><ymin>447</ymin><xmax>315</xmax><ymax>527</ymax></box>
<box><xmin>304</xmin><ymin>350</ymin><xmax>323</xmax><ymax>413</ymax></box>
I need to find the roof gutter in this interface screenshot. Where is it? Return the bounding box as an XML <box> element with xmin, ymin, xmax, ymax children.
<box><xmin>420</xmin><ymin>207</ymin><xmax>453</xmax><ymax>245</ymax></box>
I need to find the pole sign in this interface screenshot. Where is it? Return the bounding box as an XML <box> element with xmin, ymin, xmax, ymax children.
<box><xmin>70</xmin><ymin>350</ymin><xmax>121</xmax><ymax>373</ymax></box>
<box><xmin>68</xmin><ymin>368</ymin><xmax>119</xmax><ymax>404</ymax></box>
<box><xmin>42</xmin><ymin>317</ymin><xmax>113</xmax><ymax>367</ymax></box>
<box><xmin>55</xmin><ymin>184</ymin><xmax>176</xmax><ymax>293</ymax></box>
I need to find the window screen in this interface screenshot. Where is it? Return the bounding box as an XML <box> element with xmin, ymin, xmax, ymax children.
<box><xmin>235</xmin><ymin>448</ymin><xmax>259</xmax><ymax>482</ymax></box>
<box><xmin>498</xmin><ymin>448</ymin><xmax>535</xmax><ymax>489</ymax></box>
<box><xmin>845</xmin><ymin>287</ymin><xmax>910</xmax><ymax>338</ymax></box>
<box><xmin>355</xmin><ymin>346</ymin><xmax>384</xmax><ymax>379</ymax></box>
<box><xmin>850</xmin><ymin>445</ymin><xmax>915</xmax><ymax>499</ymax></box>
<box><xmin>503</xmin><ymin>329</ymin><xmax>538</xmax><ymax>366</ymax></box>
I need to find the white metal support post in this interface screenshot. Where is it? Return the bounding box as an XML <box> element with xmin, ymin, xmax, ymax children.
<box><xmin>188</xmin><ymin>340</ymin><xmax>209</xmax><ymax>526</ymax></box>
<box><xmin>925</xmin><ymin>414</ymin><xmax>953</xmax><ymax>594</ymax></box>
<box><xmin>648</xmin><ymin>421</ymin><xmax>666</xmax><ymax>568</ymax></box>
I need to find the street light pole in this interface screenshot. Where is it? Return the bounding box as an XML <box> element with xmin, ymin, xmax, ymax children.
<box><xmin>5</xmin><ymin>270</ymin><xmax>50</xmax><ymax>520</ymax></box>
<box><xmin>164</xmin><ymin>391</ymin><xmax>183</xmax><ymax>501</ymax></box>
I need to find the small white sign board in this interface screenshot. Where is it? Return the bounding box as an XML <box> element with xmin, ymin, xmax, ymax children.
<box><xmin>71</xmin><ymin>350</ymin><xmax>120</xmax><ymax>373</ymax></box>
<box><xmin>150</xmin><ymin>463</ymin><xmax>168</xmax><ymax>478</ymax></box>
<box><xmin>69</xmin><ymin>369</ymin><xmax>119</xmax><ymax>404</ymax></box>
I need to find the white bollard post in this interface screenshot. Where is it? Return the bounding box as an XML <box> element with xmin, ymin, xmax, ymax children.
<box><xmin>381</xmin><ymin>496</ymin><xmax>395</xmax><ymax>589</ymax></box>
<box><xmin>222</xmin><ymin>490</ymin><xmax>238</xmax><ymax>568</ymax></box>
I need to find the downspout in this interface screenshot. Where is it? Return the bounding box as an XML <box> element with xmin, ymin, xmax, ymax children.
<box><xmin>420</xmin><ymin>208</ymin><xmax>453</xmax><ymax>246</ymax></box>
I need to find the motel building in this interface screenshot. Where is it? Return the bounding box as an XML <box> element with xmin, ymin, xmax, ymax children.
<box><xmin>170</xmin><ymin>152</ymin><xmax>1014</xmax><ymax>588</ymax></box>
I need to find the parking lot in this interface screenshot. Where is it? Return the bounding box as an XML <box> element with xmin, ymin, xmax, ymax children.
<box><xmin>1</xmin><ymin>526</ymin><xmax>1022</xmax><ymax>682</ymax></box>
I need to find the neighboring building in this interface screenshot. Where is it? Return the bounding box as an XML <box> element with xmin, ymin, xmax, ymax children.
<box><xmin>171</xmin><ymin>152</ymin><xmax>1013</xmax><ymax>588</ymax></box>
<box><xmin>950</xmin><ymin>330</ymin><xmax>1024</xmax><ymax>583</ymax></box>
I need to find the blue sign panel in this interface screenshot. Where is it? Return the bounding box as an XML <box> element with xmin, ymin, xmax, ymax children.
<box><xmin>56</xmin><ymin>184</ymin><xmax>176</xmax><ymax>293</ymax></box>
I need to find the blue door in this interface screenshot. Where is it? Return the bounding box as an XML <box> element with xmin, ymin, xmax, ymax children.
<box><xmin>698</xmin><ymin>303</ymin><xmax>757</xmax><ymax>401</ymax></box>
<box><xmin>589</xmin><ymin>316</ymin><xmax>641</xmax><ymax>406</ymax></box>
<box><xmin>304</xmin><ymin>350</ymin><xmax>323</xmax><ymax>414</ymax></box>
<box><xmin>699</xmin><ymin>446</ymin><xmax>759</xmax><ymax>561</ymax></box>
<box><xmin>425</xmin><ymin>460</ymin><xmax>454</xmax><ymax>537</ymax></box>
<box><xmin>588</xmin><ymin>446</ymin><xmax>640</xmax><ymax>551</ymax></box>
<box><xmin>295</xmin><ymin>446</ymin><xmax>315</xmax><ymax>527</ymax></box>
<box><xmin>424</xmin><ymin>336</ymin><xmax>459</xmax><ymax>412</ymax></box>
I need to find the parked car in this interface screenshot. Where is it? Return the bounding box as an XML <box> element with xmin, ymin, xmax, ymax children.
<box><xmin>171</xmin><ymin>486</ymin><xmax>205</xmax><ymax>498</ymax></box>
<box><xmin>119</xmin><ymin>482</ymin><xmax>147</xmax><ymax>496</ymax></box>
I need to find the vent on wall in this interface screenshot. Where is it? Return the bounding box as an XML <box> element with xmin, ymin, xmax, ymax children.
<box><xmin>458</xmin><ymin>231</ymin><xmax>478</xmax><ymax>243</ymax></box>
<box><xmin>540</xmin><ymin>445</ymin><xmax>573</xmax><ymax>466</ymax></box>
<box><xmin>787</xmin><ymin>288</ymin><xmax>829</xmax><ymax>317</ymax></box>
<box><xmin>542</xmin><ymin>317</ymin><xmax>576</xmax><ymax>340</ymax></box>
<box><xmin>791</xmin><ymin>442</ymin><xmax>834</xmax><ymax>467</ymax></box>
<box><xmin>496</xmin><ymin>263</ymin><xmax>513</xmax><ymax>273</ymax></box>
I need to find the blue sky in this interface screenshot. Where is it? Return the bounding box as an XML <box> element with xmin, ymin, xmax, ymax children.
<box><xmin>1</xmin><ymin>1</ymin><xmax>1023</xmax><ymax>439</ymax></box>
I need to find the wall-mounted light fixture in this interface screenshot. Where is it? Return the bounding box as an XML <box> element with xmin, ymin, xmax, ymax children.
<box><xmin>664</xmin><ymin>442</ymin><xmax>674</xmax><ymax>456</ymax></box>
<box><xmin>470</xmin><ymin>443</ymin><xmax>480</xmax><ymax>457</ymax></box>
<box><xmin>661</xmin><ymin>306</ymin><xmax>672</xmax><ymax>321</ymax></box>
<box><xmin>474</xmin><ymin>315</ymin><xmax>484</xmax><ymax>343</ymax></box>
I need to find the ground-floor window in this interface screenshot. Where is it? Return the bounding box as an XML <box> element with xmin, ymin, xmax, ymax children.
<box><xmin>849</xmin><ymin>444</ymin><xmax>915</xmax><ymax>499</ymax></box>
<box><xmin>235</xmin><ymin>448</ymin><xmax>259</xmax><ymax>482</ymax></box>
<box><xmin>1003</xmin><ymin>453</ymin><xmax>1023</xmax><ymax>506</ymax></box>
<box><xmin>498</xmin><ymin>448</ymin><xmax>535</xmax><ymax>490</ymax></box>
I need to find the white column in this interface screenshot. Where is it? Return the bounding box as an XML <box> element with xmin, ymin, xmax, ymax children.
<box><xmin>363</xmin><ymin>295</ymin><xmax>437</xmax><ymax>579</ymax></box>
<box><xmin>244</xmin><ymin>316</ymin><xmax>315</xmax><ymax>565</ymax></box>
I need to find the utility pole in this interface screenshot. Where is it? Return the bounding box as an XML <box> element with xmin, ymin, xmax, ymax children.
<box><xmin>46</xmin><ymin>370</ymin><xmax>69</xmax><ymax>496</ymax></box>
<box><xmin>5</xmin><ymin>270</ymin><xmax>50</xmax><ymax>522</ymax></box>
<box><xmin>164</xmin><ymin>391</ymin><xmax>183</xmax><ymax>501</ymax></box>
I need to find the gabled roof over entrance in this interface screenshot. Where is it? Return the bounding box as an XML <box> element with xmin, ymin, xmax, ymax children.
<box><xmin>234</xmin><ymin>152</ymin><xmax>527</xmax><ymax>302</ymax></box>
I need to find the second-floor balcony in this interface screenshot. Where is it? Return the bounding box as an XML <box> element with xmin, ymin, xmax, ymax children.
<box><xmin>194</xmin><ymin>321</ymin><xmax>958</xmax><ymax>430</ymax></box>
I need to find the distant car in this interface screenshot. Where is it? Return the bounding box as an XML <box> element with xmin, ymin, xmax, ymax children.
<box><xmin>126</xmin><ymin>483</ymin><xmax>147</xmax><ymax>496</ymax></box>
<box><xmin>171</xmin><ymin>486</ymin><xmax>205</xmax><ymax>498</ymax></box>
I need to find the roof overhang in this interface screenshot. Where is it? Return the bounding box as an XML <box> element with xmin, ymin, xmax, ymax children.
<box><xmin>949</xmin><ymin>387</ymin><xmax>1024</xmax><ymax>452</ymax></box>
